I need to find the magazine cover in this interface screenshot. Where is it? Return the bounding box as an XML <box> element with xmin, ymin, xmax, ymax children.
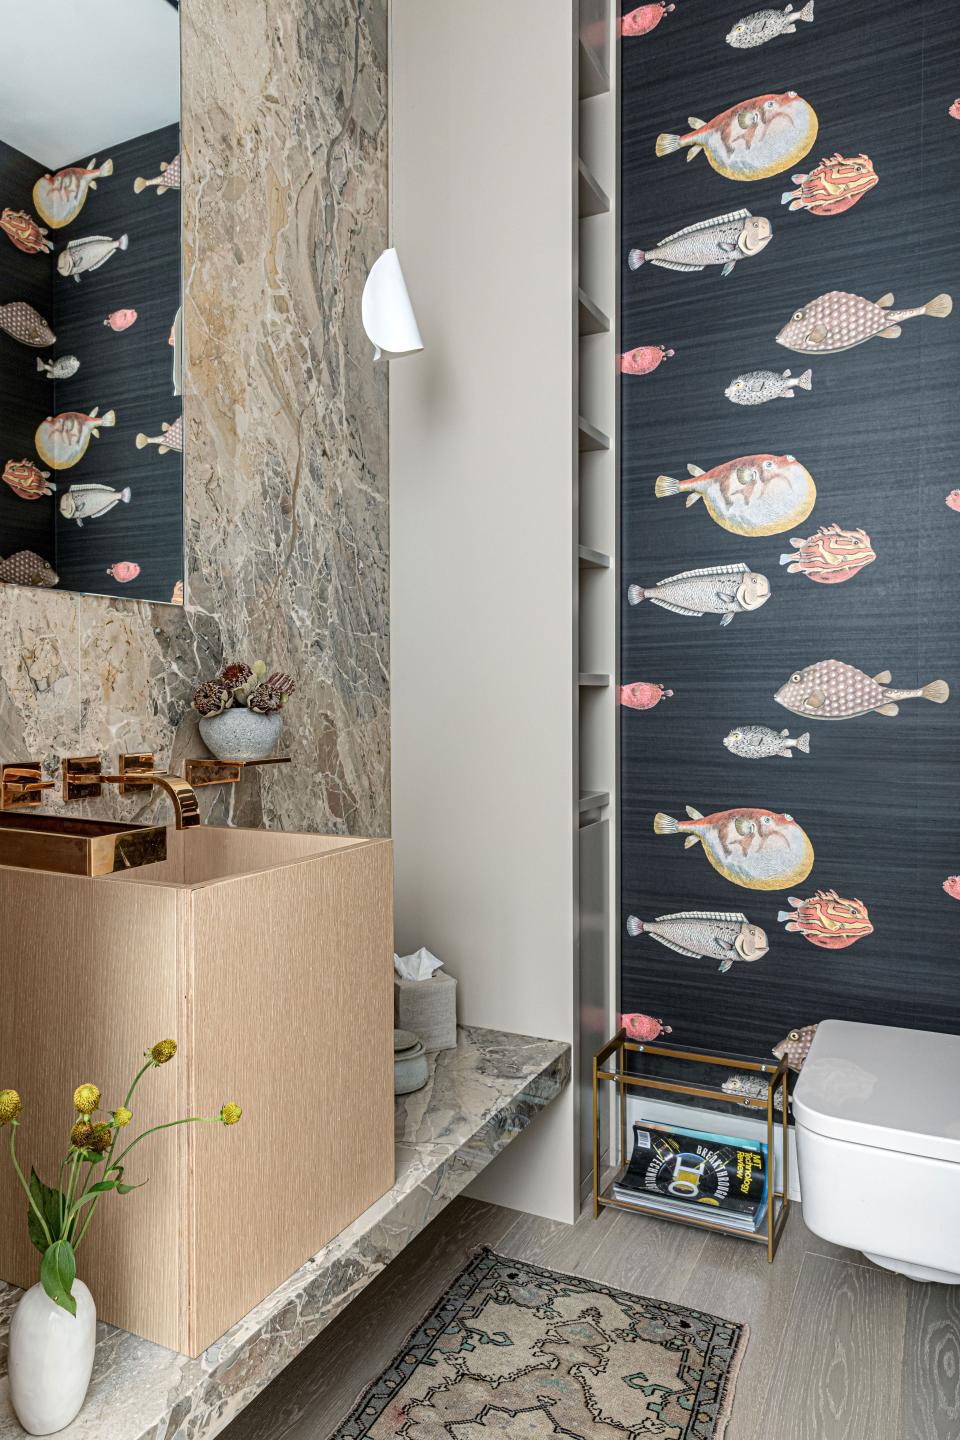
<box><xmin>614</xmin><ymin>1121</ymin><xmax>768</xmax><ymax>1229</ymax></box>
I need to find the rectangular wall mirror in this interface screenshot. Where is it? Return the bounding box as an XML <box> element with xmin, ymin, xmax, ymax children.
<box><xmin>0</xmin><ymin>0</ymin><xmax>183</xmax><ymax>605</ymax></box>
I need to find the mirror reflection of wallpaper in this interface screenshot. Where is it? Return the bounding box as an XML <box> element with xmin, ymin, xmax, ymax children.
<box><xmin>0</xmin><ymin>123</ymin><xmax>182</xmax><ymax>604</ymax></box>
<box><xmin>619</xmin><ymin>0</ymin><xmax>960</xmax><ymax>1084</ymax></box>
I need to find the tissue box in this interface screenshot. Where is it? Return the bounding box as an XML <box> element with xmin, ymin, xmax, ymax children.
<box><xmin>394</xmin><ymin>971</ymin><xmax>458</xmax><ymax>1051</ymax></box>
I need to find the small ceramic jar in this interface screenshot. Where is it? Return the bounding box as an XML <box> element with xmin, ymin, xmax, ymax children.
<box><xmin>394</xmin><ymin>1029</ymin><xmax>429</xmax><ymax>1094</ymax></box>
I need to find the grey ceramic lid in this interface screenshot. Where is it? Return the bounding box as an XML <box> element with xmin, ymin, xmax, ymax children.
<box><xmin>393</xmin><ymin>1028</ymin><xmax>421</xmax><ymax>1054</ymax></box>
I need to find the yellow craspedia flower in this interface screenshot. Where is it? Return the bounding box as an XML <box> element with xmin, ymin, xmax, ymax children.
<box><xmin>112</xmin><ymin>1107</ymin><xmax>133</xmax><ymax>1128</ymax></box>
<box><xmin>88</xmin><ymin>1123</ymin><xmax>112</xmax><ymax>1154</ymax></box>
<box><xmin>73</xmin><ymin>1083</ymin><xmax>101</xmax><ymax>1115</ymax></box>
<box><xmin>70</xmin><ymin>1120</ymin><xmax>93</xmax><ymax>1148</ymax></box>
<box><xmin>0</xmin><ymin>1090</ymin><xmax>22</xmax><ymax>1125</ymax></box>
<box><xmin>220</xmin><ymin>1103</ymin><xmax>242</xmax><ymax>1126</ymax></box>
<box><xmin>148</xmin><ymin>1039</ymin><xmax>177</xmax><ymax>1066</ymax></box>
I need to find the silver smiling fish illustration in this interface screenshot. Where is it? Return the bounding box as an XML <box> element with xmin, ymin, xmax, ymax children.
<box><xmin>725</xmin><ymin>368</ymin><xmax>811</xmax><ymax>405</ymax></box>
<box><xmin>0</xmin><ymin>302</ymin><xmax>56</xmax><ymax>347</ymax></box>
<box><xmin>655</xmin><ymin>453</ymin><xmax>815</xmax><ymax>537</ymax></box>
<box><xmin>57</xmin><ymin>234</ymin><xmax>129</xmax><ymax>282</ymax></box>
<box><xmin>774</xmin><ymin>659</ymin><xmax>950</xmax><ymax>719</ymax></box>
<box><xmin>628</xmin><ymin>209</ymin><xmax>772</xmax><ymax>278</ymax></box>
<box><xmin>723</xmin><ymin>725</ymin><xmax>810</xmax><ymax>759</ymax></box>
<box><xmin>626</xmin><ymin>911</ymin><xmax>769</xmax><ymax>972</ymax></box>
<box><xmin>628</xmin><ymin>562</ymin><xmax>771</xmax><ymax>624</ymax></box>
<box><xmin>59</xmin><ymin>484</ymin><xmax>131</xmax><ymax>527</ymax></box>
<box><xmin>726</xmin><ymin>1</ymin><xmax>814</xmax><ymax>48</ymax></box>
<box><xmin>722</xmin><ymin>1074</ymin><xmax>785</xmax><ymax>1109</ymax></box>
<box><xmin>36</xmin><ymin>355</ymin><xmax>80</xmax><ymax>381</ymax></box>
<box><xmin>776</xmin><ymin>289</ymin><xmax>953</xmax><ymax>353</ymax></box>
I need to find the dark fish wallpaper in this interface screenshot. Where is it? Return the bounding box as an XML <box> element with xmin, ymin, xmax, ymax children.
<box><xmin>0</xmin><ymin>139</ymin><xmax>57</xmax><ymax>572</ymax></box>
<box><xmin>0</xmin><ymin>123</ymin><xmax>182</xmax><ymax>604</ymax></box>
<box><xmin>619</xmin><ymin>0</ymin><xmax>960</xmax><ymax>1084</ymax></box>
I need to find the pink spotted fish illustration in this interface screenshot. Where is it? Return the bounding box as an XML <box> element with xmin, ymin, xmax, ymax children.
<box><xmin>621</xmin><ymin>3</ymin><xmax>675</xmax><ymax>35</ymax></box>
<box><xmin>136</xmin><ymin>416</ymin><xmax>183</xmax><ymax>455</ymax></box>
<box><xmin>774</xmin><ymin>660</ymin><xmax>949</xmax><ymax>719</ymax></box>
<box><xmin>619</xmin><ymin>345</ymin><xmax>675</xmax><ymax>375</ymax></box>
<box><xmin>134</xmin><ymin>154</ymin><xmax>181</xmax><ymax>195</ymax></box>
<box><xmin>620</xmin><ymin>681</ymin><xmax>673</xmax><ymax>710</ymax></box>
<box><xmin>777</xmin><ymin>290</ymin><xmax>953</xmax><ymax>353</ymax></box>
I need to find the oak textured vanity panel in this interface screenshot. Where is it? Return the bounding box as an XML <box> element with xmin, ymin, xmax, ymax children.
<box><xmin>0</xmin><ymin>827</ymin><xmax>394</xmax><ymax>1356</ymax></box>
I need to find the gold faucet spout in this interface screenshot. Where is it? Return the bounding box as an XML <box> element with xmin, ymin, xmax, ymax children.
<box><xmin>122</xmin><ymin>772</ymin><xmax>201</xmax><ymax>830</ymax></box>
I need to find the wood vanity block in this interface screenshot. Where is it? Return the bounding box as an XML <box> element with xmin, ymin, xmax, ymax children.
<box><xmin>0</xmin><ymin>826</ymin><xmax>394</xmax><ymax>1357</ymax></box>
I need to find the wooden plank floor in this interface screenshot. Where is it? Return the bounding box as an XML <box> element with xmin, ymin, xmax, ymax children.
<box><xmin>221</xmin><ymin>1196</ymin><xmax>960</xmax><ymax>1440</ymax></box>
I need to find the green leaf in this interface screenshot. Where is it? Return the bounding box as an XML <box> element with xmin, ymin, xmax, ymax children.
<box><xmin>116</xmin><ymin>1180</ymin><xmax>147</xmax><ymax>1195</ymax></box>
<box><xmin>40</xmin><ymin>1240</ymin><xmax>76</xmax><ymax>1316</ymax></box>
<box><xmin>83</xmin><ymin>1179</ymin><xmax>119</xmax><ymax>1197</ymax></box>
<box><xmin>27</xmin><ymin>1171</ymin><xmax>66</xmax><ymax>1255</ymax></box>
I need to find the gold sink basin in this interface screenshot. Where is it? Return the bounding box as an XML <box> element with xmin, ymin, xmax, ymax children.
<box><xmin>0</xmin><ymin>811</ymin><xmax>166</xmax><ymax>876</ymax></box>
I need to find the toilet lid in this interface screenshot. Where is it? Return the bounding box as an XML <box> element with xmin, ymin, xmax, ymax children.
<box><xmin>793</xmin><ymin>1019</ymin><xmax>960</xmax><ymax>1164</ymax></box>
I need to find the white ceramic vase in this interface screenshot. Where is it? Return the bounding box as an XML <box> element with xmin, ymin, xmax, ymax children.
<box><xmin>198</xmin><ymin>708</ymin><xmax>282</xmax><ymax>762</ymax></box>
<box><xmin>8</xmin><ymin>1280</ymin><xmax>96</xmax><ymax>1435</ymax></box>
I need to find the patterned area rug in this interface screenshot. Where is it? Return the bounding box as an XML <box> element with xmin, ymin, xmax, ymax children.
<box><xmin>332</xmin><ymin>1247</ymin><xmax>747</xmax><ymax>1439</ymax></box>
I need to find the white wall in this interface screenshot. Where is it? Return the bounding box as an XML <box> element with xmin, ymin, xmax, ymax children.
<box><xmin>390</xmin><ymin>0</ymin><xmax>579</xmax><ymax>1222</ymax></box>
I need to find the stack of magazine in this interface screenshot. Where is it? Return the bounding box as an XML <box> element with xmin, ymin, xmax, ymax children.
<box><xmin>613</xmin><ymin>1120</ymin><xmax>769</xmax><ymax>1233</ymax></box>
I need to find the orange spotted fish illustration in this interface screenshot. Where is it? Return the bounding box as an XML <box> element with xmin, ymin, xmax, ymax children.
<box><xmin>654</xmin><ymin>805</ymin><xmax>814</xmax><ymax>891</ymax></box>
<box><xmin>781</xmin><ymin>153</ymin><xmax>878</xmax><ymax>216</ymax></box>
<box><xmin>780</xmin><ymin>524</ymin><xmax>876</xmax><ymax>584</ymax></box>
<box><xmin>33</xmin><ymin>158</ymin><xmax>114</xmax><ymax>228</ymax></box>
<box><xmin>656</xmin><ymin>92</ymin><xmax>818</xmax><ymax>182</ymax></box>
<box><xmin>0</xmin><ymin>208</ymin><xmax>52</xmax><ymax>254</ymax></box>
<box><xmin>2</xmin><ymin>459</ymin><xmax>55</xmax><ymax>500</ymax></box>
<box><xmin>778</xmin><ymin>890</ymin><xmax>874</xmax><ymax>949</ymax></box>
<box><xmin>655</xmin><ymin>452</ymin><xmax>816</xmax><ymax>537</ymax></box>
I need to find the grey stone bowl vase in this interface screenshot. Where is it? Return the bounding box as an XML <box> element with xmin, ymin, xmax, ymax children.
<box><xmin>199</xmin><ymin>708</ymin><xmax>283</xmax><ymax>761</ymax></box>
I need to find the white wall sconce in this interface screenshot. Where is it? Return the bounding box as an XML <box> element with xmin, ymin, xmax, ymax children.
<box><xmin>361</xmin><ymin>248</ymin><xmax>423</xmax><ymax>361</ymax></box>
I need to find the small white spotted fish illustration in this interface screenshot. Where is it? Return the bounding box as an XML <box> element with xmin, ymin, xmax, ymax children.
<box><xmin>725</xmin><ymin>369</ymin><xmax>811</xmax><ymax>405</ymax></box>
<box><xmin>776</xmin><ymin>290</ymin><xmax>952</xmax><ymax>354</ymax></box>
<box><xmin>726</xmin><ymin>1</ymin><xmax>814</xmax><ymax>49</ymax></box>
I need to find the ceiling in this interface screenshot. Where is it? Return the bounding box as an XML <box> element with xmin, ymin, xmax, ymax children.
<box><xmin>0</xmin><ymin>0</ymin><xmax>179</xmax><ymax>170</ymax></box>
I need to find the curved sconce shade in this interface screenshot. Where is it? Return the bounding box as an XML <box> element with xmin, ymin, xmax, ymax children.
<box><xmin>361</xmin><ymin>248</ymin><xmax>423</xmax><ymax>361</ymax></box>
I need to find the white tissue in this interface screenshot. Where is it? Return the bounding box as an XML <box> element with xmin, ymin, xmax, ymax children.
<box><xmin>394</xmin><ymin>947</ymin><xmax>445</xmax><ymax>982</ymax></box>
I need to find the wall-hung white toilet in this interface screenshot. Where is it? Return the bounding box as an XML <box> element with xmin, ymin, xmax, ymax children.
<box><xmin>794</xmin><ymin>1018</ymin><xmax>960</xmax><ymax>1284</ymax></box>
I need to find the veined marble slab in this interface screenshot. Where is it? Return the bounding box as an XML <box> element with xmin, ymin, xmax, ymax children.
<box><xmin>0</xmin><ymin>1027</ymin><xmax>569</xmax><ymax>1440</ymax></box>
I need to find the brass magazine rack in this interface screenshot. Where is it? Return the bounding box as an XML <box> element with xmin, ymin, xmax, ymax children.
<box><xmin>593</xmin><ymin>1030</ymin><xmax>791</xmax><ymax>1261</ymax></box>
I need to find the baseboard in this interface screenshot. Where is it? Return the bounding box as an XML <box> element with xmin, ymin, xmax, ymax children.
<box><xmin>622</xmin><ymin>1095</ymin><xmax>802</xmax><ymax>1203</ymax></box>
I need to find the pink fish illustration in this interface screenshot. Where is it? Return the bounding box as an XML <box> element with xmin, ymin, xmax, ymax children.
<box><xmin>106</xmin><ymin>562</ymin><xmax>140</xmax><ymax>583</ymax></box>
<box><xmin>104</xmin><ymin>309</ymin><xmax>138</xmax><ymax>332</ymax></box>
<box><xmin>620</xmin><ymin>681</ymin><xmax>673</xmax><ymax>710</ymax></box>
<box><xmin>619</xmin><ymin>345</ymin><xmax>675</xmax><ymax>375</ymax></box>
<box><xmin>621</xmin><ymin>1013</ymin><xmax>672</xmax><ymax>1041</ymax></box>
<box><xmin>944</xmin><ymin>876</ymin><xmax>960</xmax><ymax>900</ymax></box>
<box><xmin>621</xmin><ymin>2</ymin><xmax>675</xmax><ymax>36</ymax></box>
<box><xmin>946</xmin><ymin>490</ymin><xmax>960</xmax><ymax>512</ymax></box>
<box><xmin>950</xmin><ymin>100</ymin><xmax>960</xmax><ymax>120</ymax></box>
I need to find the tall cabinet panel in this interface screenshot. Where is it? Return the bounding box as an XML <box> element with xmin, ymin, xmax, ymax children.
<box><xmin>390</xmin><ymin>0</ymin><xmax>618</xmax><ymax>1220</ymax></box>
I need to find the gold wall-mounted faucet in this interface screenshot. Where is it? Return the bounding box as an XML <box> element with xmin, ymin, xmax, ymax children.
<box><xmin>62</xmin><ymin>753</ymin><xmax>201</xmax><ymax>830</ymax></box>
<box><xmin>184</xmin><ymin>756</ymin><xmax>290</xmax><ymax>788</ymax></box>
<box><xmin>1</xmin><ymin>762</ymin><xmax>55</xmax><ymax>811</ymax></box>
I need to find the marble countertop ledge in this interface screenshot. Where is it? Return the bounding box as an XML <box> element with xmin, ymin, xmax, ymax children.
<box><xmin>0</xmin><ymin>1026</ymin><xmax>570</xmax><ymax>1440</ymax></box>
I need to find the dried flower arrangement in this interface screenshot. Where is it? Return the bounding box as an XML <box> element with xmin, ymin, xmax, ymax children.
<box><xmin>193</xmin><ymin>660</ymin><xmax>296</xmax><ymax>719</ymax></box>
<box><xmin>0</xmin><ymin>1042</ymin><xmax>240</xmax><ymax>1316</ymax></box>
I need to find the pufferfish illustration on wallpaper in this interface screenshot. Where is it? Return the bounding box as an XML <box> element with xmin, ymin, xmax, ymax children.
<box><xmin>653</xmin><ymin>805</ymin><xmax>815</xmax><ymax>891</ymax></box>
<box><xmin>656</xmin><ymin>91</ymin><xmax>818</xmax><ymax>181</ymax></box>
<box><xmin>654</xmin><ymin>453</ymin><xmax>816</xmax><ymax>537</ymax></box>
